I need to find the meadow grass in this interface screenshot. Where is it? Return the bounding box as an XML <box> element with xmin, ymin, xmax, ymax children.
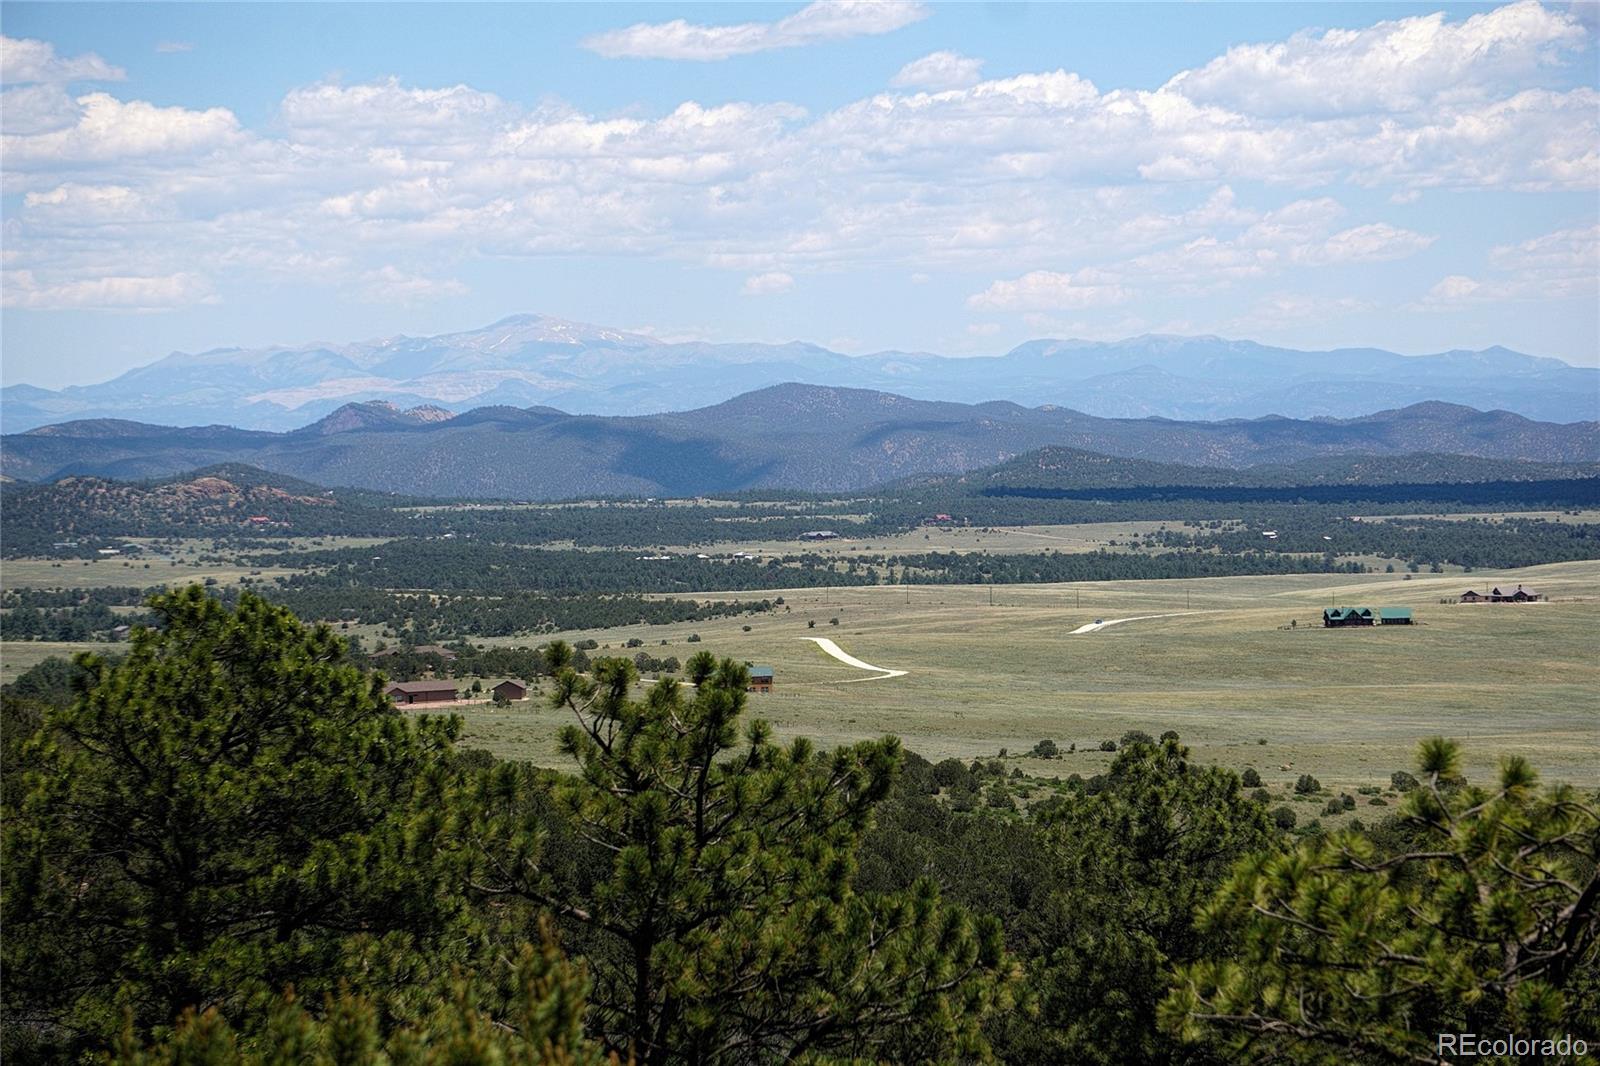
<box><xmin>456</xmin><ymin>560</ymin><xmax>1600</xmax><ymax>793</ymax></box>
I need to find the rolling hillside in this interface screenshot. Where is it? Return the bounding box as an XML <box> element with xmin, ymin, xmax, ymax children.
<box><xmin>3</xmin><ymin>386</ymin><xmax>1597</xmax><ymax>498</ymax></box>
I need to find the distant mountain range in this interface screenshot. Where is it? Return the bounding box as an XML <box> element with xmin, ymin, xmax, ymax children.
<box><xmin>3</xmin><ymin>313</ymin><xmax>1596</xmax><ymax>432</ymax></box>
<box><xmin>4</xmin><ymin>385</ymin><xmax>1596</xmax><ymax>499</ymax></box>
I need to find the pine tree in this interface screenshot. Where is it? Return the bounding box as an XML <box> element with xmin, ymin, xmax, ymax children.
<box><xmin>3</xmin><ymin>587</ymin><xmax>472</xmax><ymax>1061</ymax></box>
<box><xmin>1163</xmin><ymin>738</ymin><xmax>1600</xmax><ymax>1062</ymax></box>
<box><xmin>456</xmin><ymin>647</ymin><xmax>1013</xmax><ymax>1065</ymax></box>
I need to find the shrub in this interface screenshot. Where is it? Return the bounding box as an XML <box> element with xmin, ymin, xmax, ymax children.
<box><xmin>1032</xmin><ymin>739</ymin><xmax>1059</xmax><ymax>759</ymax></box>
<box><xmin>1241</xmin><ymin>768</ymin><xmax>1262</xmax><ymax>788</ymax></box>
<box><xmin>686</xmin><ymin>634</ymin><xmax>702</xmax><ymax>643</ymax></box>
<box><xmin>1099</xmin><ymin>739</ymin><xmax>1117</xmax><ymax>752</ymax></box>
<box><xmin>1293</xmin><ymin>774</ymin><xmax>1322</xmax><ymax>795</ymax></box>
<box><xmin>1120</xmin><ymin>729</ymin><xmax>1155</xmax><ymax>747</ymax></box>
<box><xmin>1159</xmin><ymin>730</ymin><xmax>1180</xmax><ymax>742</ymax></box>
<box><xmin>1272</xmin><ymin>806</ymin><xmax>1297</xmax><ymax>830</ymax></box>
<box><xmin>1391</xmin><ymin>770</ymin><xmax>1419</xmax><ymax>792</ymax></box>
<box><xmin>1341</xmin><ymin>794</ymin><xmax>1356</xmax><ymax>810</ymax></box>
<box><xmin>1251</xmin><ymin>788</ymin><xmax>1272</xmax><ymax>804</ymax></box>
<box><xmin>1369</xmin><ymin>797</ymin><xmax>1388</xmax><ymax>806</ymax></box>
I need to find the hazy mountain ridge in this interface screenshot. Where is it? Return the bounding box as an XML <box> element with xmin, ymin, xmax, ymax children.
<box><xmin>4</xmin><ymin>314</ymin><xmax>1596</xmax><ymax>432</ymax></box>
<box><xmin>3</xmin><ymin>385</ymin><xmax>1596</xmax><ymax>499</ymax></box>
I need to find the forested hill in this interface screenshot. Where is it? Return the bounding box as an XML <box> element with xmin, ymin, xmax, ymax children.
<box><xmin>909</xmin><ymin>448</ymin><xmax>1600</xmax><ymax>493</ymax></box>
<box><xmin>3</xmin><ymin>386</ymin><xmax>1598</xmax><ymax>498</ymax></box>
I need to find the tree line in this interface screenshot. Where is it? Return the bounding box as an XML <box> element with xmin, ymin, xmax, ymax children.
<box><xmin>2</xmin><ymin>588</ymin><xmax>1594</xmax><ymax>1065</ymax></box>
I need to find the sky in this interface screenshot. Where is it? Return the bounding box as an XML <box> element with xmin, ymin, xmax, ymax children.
<box><xmin>1</xmin><ymin>1</ymin><xmax>1597</xmax><ymax>389</ymax></box>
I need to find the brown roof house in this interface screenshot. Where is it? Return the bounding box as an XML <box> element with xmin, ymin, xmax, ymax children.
<box><xmin>492</xmin><ymin>679</ymin><xmax>529</xmax><ymax>702</ymax></box>
<box><xmin>385</xmin><ymin>680</ymin><xmax>458</xmax><ymax>705</ymax></box>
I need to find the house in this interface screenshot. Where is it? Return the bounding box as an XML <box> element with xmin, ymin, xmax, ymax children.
<box><xmin>1378</xmin><ymin>607</ymin><xmax>1414</xmax><ymax>625</ymax></box>
<box><xmin>1509</xmin><ymin>585</ymin><xmax>1541</xmax><ymax>602</ymax></box>
<box><xmin>384</xmin><ymin>680</ymin><xmax>459</xmax><ymax>705</ymax></box>
<box><xmin>747</xmin><ymin>666</ymin><xmax>775</xmax><ymax>693</ymax></box>
<box><xmin>413</xmin><ymin>644</ymin><xmax>459</xmax><ymax>661</ymax></box>
<box><xmin>492</xmin><ymin>679</ymin><xmax>529</xmax><ymax>702</ymax></box>
<box><xmin>110</xmin><ymin>624</ymin><xmax>132</xmax><ymax>641</ymax></box>
<box><xmin>1460</xmin><ymin>589</ymin><xmax>1487</xmax><ymax>603</ymax></box>
<box><xmin>1323</xmin><ymin>607</ymin><xmax>1374</xmax><ymax>628</ymax></box>
<box><xmin>800</xmin><ymin>530</ymin><xmax>840</xmax><ymax>541</ymax></box>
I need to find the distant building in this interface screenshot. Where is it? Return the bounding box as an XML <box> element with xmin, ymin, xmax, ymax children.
<box><xmin>246</xmin><ymin>515</ymin><xmax>272</xmax><ymax>524</ymax></box>
<box><xmin>110</xmin><ymin>624</ymin><xmax>132</xmax><ymax>641</ymax></box>
<box><xmin>1323</xmin><ymin>607</ymin><xmax>1374</xmax><ymax>628</ymax></box>
<box><xmin>384</xmin><ymin>680</ymin><xmax>458</xmax><ymax>705</ymax></box>
<box><xmin>96</xmin><ymin>547</ymin><xmax>120</xmax><ymax>556</ymax></box>
<box><xmin>1378</xmin><ymin>607</ymin><xmax>1414</xmax><ymax>625</ymax></box>
<box><xmin>492</xmin><ymin>679</ymin><xmax>529</xmax><ymax>702</ymax></box>
<box><xmin>413</xmin><ymin>644</ymin><xmax>459</xmax><ymax>661</ymax></box>
<box><xmin>1459</xmin><ymin>589</ymin><xmax>1487</xmax><ymax>603</ymax></box>
<box><xmin>747</xmin><ymin>666</ymin><xmax>775</xmax><ymax>693</ymax></box>
<box><xmin>1489</xmin><ymin>585</ymin><xmax>1541</xmax><ymax>603</ymax></box>
<box><xmin>800</xmin><ymin>530</ymin><xmax>840</xmax><ymax>541</ymax></box>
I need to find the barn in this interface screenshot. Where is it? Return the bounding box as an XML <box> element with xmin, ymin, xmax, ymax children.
<box><xmin>747</xmin><ymin>666</ymin><xmax>775</xmax><ymax>693</ymax></box>
<box><xmin>492</xmin><ymin>679</ymin><xmax>529</xmax><ymax>702</ymax></box>
<box><xmin>1378</xmin><ymin>607</ymin><xmax>1414</xmax><ymax>625</ymax></box>
<box><xmin>1323</xmin><ymin>607</ymin><xmax>1374</xmax><ymax>627</ymax></box>
<box><xmin>385</xmin><ymin>680</ymin><xmax>459</xmax><ymax>705</ymax></box>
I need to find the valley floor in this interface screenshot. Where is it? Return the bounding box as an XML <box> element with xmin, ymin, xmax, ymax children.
<box><xmin>449</xmin><ymin>559</ymin><xmax>1600</xmax><ymax>795</ymax></box>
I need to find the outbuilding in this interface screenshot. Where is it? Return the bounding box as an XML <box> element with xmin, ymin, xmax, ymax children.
<box><xmin>1378</xmin><ymin>607</ymin><xmax>1414</xmax><ymax>625</ymax></box>
<box><xmin>384</xmin><ymin>680</ymin><xmax>459</xmax><ymax>705</ymax></box>
<box><xmin>492</xmin><ymin>679</ymin><xmax>529</xmax><ymax>702</ymax></box>
<box><xmin>1459</xmin><ymin>590</ymin><xmax>1487</xmax><ymax>603</ymax></box>
<box><xmin>747</xmin><ymin>666</ymin><xmax>775</xmax><ymax>693</ymax></box>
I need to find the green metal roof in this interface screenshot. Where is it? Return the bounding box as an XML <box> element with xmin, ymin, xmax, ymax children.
<box><xmin>749</xmin><ymin>665</ymin><xmax>775</xmax><ymax>678</ymax></box>
<box><xmin>1379</xmin><ymin>607</ymin><xmax>1413</xmax><ymax>620</ymax></box>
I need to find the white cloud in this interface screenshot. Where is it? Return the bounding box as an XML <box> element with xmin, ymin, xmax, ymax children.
<box><xmin>1165</xmin><ymin>0</ymin><xmax>1588</xmax><ymax>117</ymax></box>
<box><xmin>358</xmin><ymin>265</ymin><xmax>468</xmax><ymax>303</ymax></box>
<box><xmin>0</xmin><ymin>84</ymin><xmax>83</xmax><ymax>135</ymax></box>
<box><xmin>584</xmin><ymin>1</ymin><xmax>927</xmax><ymax>61</ymax></box>
<box><xmin>967</xmin><ymin>270</ymin><xmax>1131</xmax><ymax>311</ymax></box>
<box><xmin>2</xmin><ymin>269</ymin><xmax>214</xmax><ymax>310</ymax></box>
<box><xmin>2</xmin><ymin>92</ymin><xmax>242</xmax><ymax>166</ymax></box>
<box><xmin>155</xmin><ymin>41</ymin><xmax>195</xmax><ymax>54</ymax></box>
<box><xmin>892</xmin><ymin>51</ymin><xmax>984</xmax><ymax>90</ymax></box>
<box><xmin>1</xmin><ymin>36</ymin><xmax>124</xmax><ymax>85</ymax></box>
<box><xmin>1411</xmin><ymin>222</ymin><xmax>1599</xmax><ymax>309</ymax></box>
<box><xmin>741</xmin><ymin>271</ymin><xmax>795</xmax><ymax>295</ymax></box>
<box><xmin>1297</xmin><ymin>222</ymin><xmax>1436</xmax><ymax>265</ymax></box>
<box><xmin>0</xmin><ymin>5</ymin><xmax>1592</xmax><ymax>323</ymax></box>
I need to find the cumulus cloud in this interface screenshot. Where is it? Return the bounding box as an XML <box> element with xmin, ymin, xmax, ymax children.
<box><xmin>967</xmin><ymin>270</ymin><xmax>1131</xmax><ymax>311</ymax></box>
<box><xmin>1</xmin><ymin>36</ymin><xmax>124</xmax><ymax>85</ymax></box>
<box><xmin>358</xmin><ymin>265</ymin><xmax>468</xmax><ymax>303</ymax></box>
<box><xmin>1411</xmin><ymin>223</ymin><xmax>1599</xmax><ymax>309</ymax></box>
<box><xmin>892</xmin><ymin>51</ymin><xmax>984</xmax><ymax>90</ymax></box>
<box><xmin>584</xmin><ymin>1</ymin><xmax>927</xmax><ymax>61</ymax></box>
<box><xmin>741</xmin><ymin>271</ymin><xmax>795</xmax><ymax>295</ymax></box>
<box><xmin>1</xmin><ymin>3</ymin><xmax>1592</xmax><ymax>322</ymax></box>
<box><xmin>2</xmin><ymin>92</ymin><xmax>242</xmax><ymax>166</ymax></box>
<box><xmin>1165</xmin><ymin>0</ymin><xmax>1588</xmax><ymax>116</ymax></box>
<box><xmin>2</xmin><ymin>269</ymin><xmax>214</xmax><ymax>310</ymax></box>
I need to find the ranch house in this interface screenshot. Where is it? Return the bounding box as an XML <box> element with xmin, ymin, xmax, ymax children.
<box><xmin>384</xmin><ymin>680</ymin><xmax>459</xmax><ymax>705</ymax></box>
<box><xmin>747</xmin><ymin>666</ymin><xmax>775</xmax><ymax>693</ymax></box>
<box><xmin>1323</xmin><ymin>607</ymin><xmax>1375</xmax><ymax>627</ymax></box>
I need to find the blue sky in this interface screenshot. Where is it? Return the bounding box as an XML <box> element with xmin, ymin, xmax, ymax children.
<box><xmin>2</xmin><ymin>1</ymin><xmax>1597</xmax><ymax>388</ymax></box>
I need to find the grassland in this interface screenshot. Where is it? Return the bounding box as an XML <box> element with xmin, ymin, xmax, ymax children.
<box><xmin>447</xmin><ymin>560</ymin><xmax>1600</xmax><ymax>796</ymax></box>
<box><xmin>6</xmin><ymin>524</ymin><xmax>1595</xmax><ymax>800</ymax></box>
